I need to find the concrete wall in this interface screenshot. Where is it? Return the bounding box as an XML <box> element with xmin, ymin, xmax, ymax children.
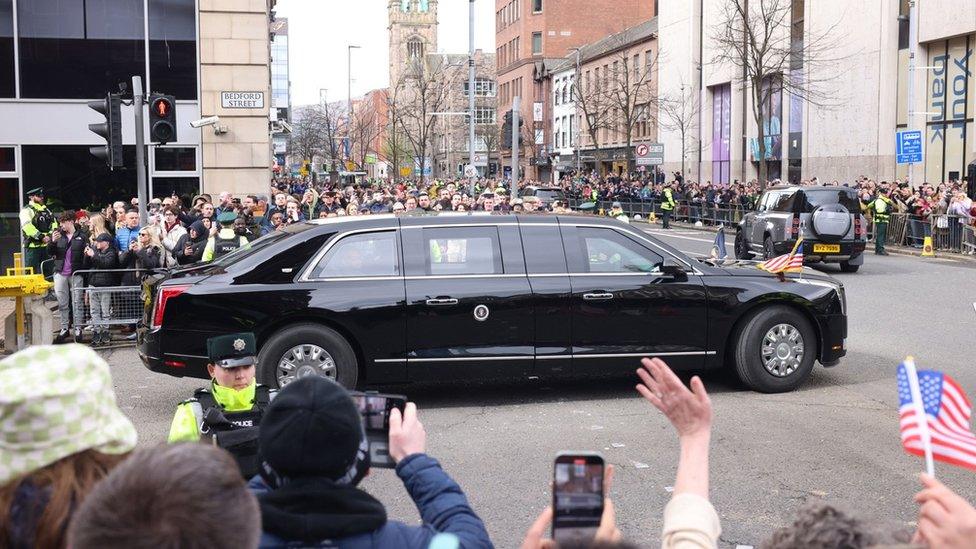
<box><xmin>199</xmin><ymin>0</ymin><xmax>272</xmax><ymax>196</ymax></box>
<box><xmin>918</xmin><ymin>0</ymin><xmax>976</xmax><ymax>44</ymax></box>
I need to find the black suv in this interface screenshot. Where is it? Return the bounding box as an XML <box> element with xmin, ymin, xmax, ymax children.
<box><xmin>140</xmin><ymin>213</ymin><xmax>847</xmax><ymax>393</ymax></box>
<box><xmin>735</xmin><ymin>185</ymin><xmax>868</xmax><ymax>272</ymax></box>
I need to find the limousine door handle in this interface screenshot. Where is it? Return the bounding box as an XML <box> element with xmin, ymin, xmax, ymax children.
<box><xmin>582</xmin><ymin>292</ymin><xmax>614</xmax><ymax>301</ymax></box>
<box><xmin>425</xmin><ymin>298</ymin><xmax>459</xmax><ymax>306</ymax></box>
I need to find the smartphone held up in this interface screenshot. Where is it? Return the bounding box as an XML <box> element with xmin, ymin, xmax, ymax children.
<box><xmin>349</xmin><ymin>391</ymin><xmax>407</xmax><ymax>469</ymax></box>
<box><xmin>552</xmin><ymin>452</ymin><xmax>605</xmax><ymax>545</ymax></box>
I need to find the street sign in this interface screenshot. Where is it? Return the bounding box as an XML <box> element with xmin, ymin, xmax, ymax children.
<box><xmin>636</xmin><ymin>142</ymin><xmax>664</xmax><ymax>166</ymax></box>
<box><xmin>399</xmin><ymin>166</ymin><xmax>412</xmax><ymax>177</ymax></box>
<box><xmin>896</xmin><ymin>130</ymin><xmax>923</xmax><ymax>164</ymax></box>
<box><xmin>464</xmin><ymin>164</ymin><xmax>478</xmax><ymax>178</ymax></box>
<box><xmin>220</xmin><ymin>91</ymin><xmax>265</xmax><ymax>109</ymax></box>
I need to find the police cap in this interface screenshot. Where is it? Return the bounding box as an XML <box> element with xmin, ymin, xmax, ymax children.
<box><xmin>26</xmin><ymin>187</ymin><xmax>44</xmax><ymax>197</ymax></box>
<box><xmin>207</xmin><ymin>333</ymin><xmax>257</xmax><ymax>368</ymax></box>
<box><xmin>216</xmin><ymin>211</ymin><xmax>237</xmax><ymax>225</ymax></box>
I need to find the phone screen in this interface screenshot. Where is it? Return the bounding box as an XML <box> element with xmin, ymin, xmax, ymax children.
<box><xmin>552</xmin><ymin>453</ymin><xmax>604</xmax><ymax>544</ymax></box>
<box><xmin>349</xmin><ymin>392</ymin><xmax>406</xmax><ymax>469</ymax></box>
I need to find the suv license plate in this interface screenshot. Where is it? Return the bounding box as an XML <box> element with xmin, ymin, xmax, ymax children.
<box><xmin>813</xmin><ymin>244</ymin><xmax>841</xmax><ymax>253</ymax></box>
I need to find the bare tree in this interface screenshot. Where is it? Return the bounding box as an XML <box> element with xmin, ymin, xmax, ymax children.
<box><xmin>390</xmin><ymin>57</ymin><xmax>456</xmax><ymax>182</ymax></box>
<box><xmin>350</xmin><ymin>101</ymin><xmax>380</xmax><ymax>170</ymax></box>
<box><xmin>711</xmin><ymin>0</ymin><xmax>845</xmax><ymax>187</ymax></box>
<box><xmin>479</xmin><ymin>122</ymin><xmax>499</xmax><ymax>176</ymax></box>
<box><xmin>289</xmin><ymin>106</ymin><xmax>325</xmax><ymax>165</ymax></box>
<box><xmin>602</xmin><ymin>43</ymin><xmax>659</xmax><ymax>169</ymax></box>
<box><xmin>660</xmin><ymin>83</ymin><xmax>701</xmax><ymax>178</ymax></box>
<box><xmin>572</xmin><ymin>64</ymin><xmax>614</xmax><ymax>171</ymax></box>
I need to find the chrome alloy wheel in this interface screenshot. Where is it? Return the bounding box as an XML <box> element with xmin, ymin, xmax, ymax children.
<box><xmin>277</xmin><ymin>344</ymin><xmax>337</xmax><ymax>386</ymax></box>
<box><xmin>760</xmin><ymin>323</ymin><xmax>804</xmax><ymax>377</ymax></box>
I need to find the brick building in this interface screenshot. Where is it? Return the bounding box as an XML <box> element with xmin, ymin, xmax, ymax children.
<box><xmin>494</xmin><ymin>0</ymin><xmax>656</xmax><ymax>181</ymax></box>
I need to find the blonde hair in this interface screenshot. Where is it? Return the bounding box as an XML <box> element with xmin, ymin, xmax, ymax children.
<box><xmin>139</xmin><ymin>226</ymin><xmax>163</xmax><ymax>249</ymax></box>
<box><xmin>89</xmin><ymin>214</ymin><xmax>110</xmax><ymax>244</ymax></box>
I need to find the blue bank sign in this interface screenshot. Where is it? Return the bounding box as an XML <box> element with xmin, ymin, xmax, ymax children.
<box><xmin>896</xmin><ymin>130</ymin><xmax>923</xmax><ymax>164</ymax></box>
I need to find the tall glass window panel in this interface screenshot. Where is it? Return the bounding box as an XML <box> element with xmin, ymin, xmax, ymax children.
<box><xmin>0</xmin><ymin>0</ymin><xmax>13</xmax><ymax>97</ymax></box>
<box><xmin>22</xmin><ymin>145</ymin><xmax>138</xmax><ymax>210</ymax></box>
<box><xmin>18</xmin><ymin>0</ymin><xmax>145</xmax><ymax>99</ymax></box>
<box><xmin>149</xmin><ymin>0</ymin><xmax>197</xmax><ymax>100</ymax></box>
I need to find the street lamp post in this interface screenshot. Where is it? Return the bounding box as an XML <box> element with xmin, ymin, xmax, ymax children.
<box><xmin>347</xmin><ymin>45</ymin><xmax>360</xmax><ymax>172</ymax></box>
<box><xmin>468</xmin><ymin>0</ymin><xmax>476</xmax><ymax>196</ymax></box>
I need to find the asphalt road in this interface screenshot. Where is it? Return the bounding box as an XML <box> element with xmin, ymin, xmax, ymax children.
<box><xmin>103</xmin><ymin>226</ymin><xmax>976</xmax><ymax>548</ymax></box>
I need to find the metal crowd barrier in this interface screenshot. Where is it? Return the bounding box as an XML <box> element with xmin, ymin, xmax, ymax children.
<box><xmin>868</xmin><ymin>212</ymin><xmax>975</xmax><ymax>254</ymax></box>
<box><xmin>569</xmin><ymin>198</ymin><xmax>754</xmax><ymax>225</ymax></box>
<box><xmin>65</xmin><ymin>269</ymin><xmax>162</xmax><ymax>329</ymax></box>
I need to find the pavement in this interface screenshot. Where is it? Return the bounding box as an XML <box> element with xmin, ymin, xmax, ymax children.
<box><xmin>98</xmin><ymin>229</ymin><xmax>976</xmax><ymax>548</ymax></box>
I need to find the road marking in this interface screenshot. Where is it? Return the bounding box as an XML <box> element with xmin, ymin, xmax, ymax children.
<box><xmin>644</xmin><ymin>229</ymin><xmax>732</xmax><ymax>247</ymax></box>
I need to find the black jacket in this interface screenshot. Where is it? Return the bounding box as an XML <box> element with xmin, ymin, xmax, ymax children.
<box><xmin>84</xmin><ymin>247</ymin><xmax>121</xmax><ymax>287</ymax></box>
<box><xmin>174</xmin><ymin>232</ymin><xmax>208</xmax><ymax>265</ymax></box>
<box><xmin>46</xmin><ymin>229</ymin><xmax>89</xmax><ymax>275</ymax></box>
<box><xmin>119</xmin><ymin>245</ymin><xmax>162</xmax><ymax>286</ymax></box>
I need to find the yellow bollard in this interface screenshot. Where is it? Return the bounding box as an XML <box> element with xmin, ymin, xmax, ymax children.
<box><xmin>649</xmin><ymin>211</ymin><xmax>657</xmax><ymax>223</ymax></box>
<box><xmin>12</xmin><ymin>253</ymin><xmax>24</xmax><ymax>349</ymax></box>
<box><xmin>921</xmin><ymin>236</ymin><xmax>935</xmax><ymax>257</ymax></box>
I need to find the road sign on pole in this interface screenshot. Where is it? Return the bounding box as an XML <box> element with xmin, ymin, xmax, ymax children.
<box><xmin>464</xmin><ymin>164</ymin><xmax>478</xmax><ymax>178</ymax></box>
<box><xmin>636</xmin><ymin>143</ymin><xmax>664</xmax><ymax>166</ymax></box>
<box><xmin>896</xmin><ymin>130</ymin><xmax>923</xmax><ymax>164</ymax></box>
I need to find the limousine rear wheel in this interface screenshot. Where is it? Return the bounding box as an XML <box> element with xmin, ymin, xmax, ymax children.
<box><xmin>733</xmin><ymin>306</ymin><xmax>815</xmax><ymax>393</ymax></box>
<box><xmin>258</xmin><ymin>324</ymin><xmax>359</xmax><ymax>389</ymax></box>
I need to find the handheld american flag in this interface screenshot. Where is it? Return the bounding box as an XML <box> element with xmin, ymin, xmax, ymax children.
<box><xmin>897</xmin><ymin>358</ymin><xmax>976</xmax><ymax>474</ymax></box>
<box><xmin>757</xmin><ymin>237</ymin><xmax>804</xmax><ymax>274</ymax></box>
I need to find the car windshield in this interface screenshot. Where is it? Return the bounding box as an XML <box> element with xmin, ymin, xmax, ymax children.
<box><xmin>799</xmin><ymin>189</ymin><xmax>861</xmax><ymax>213</ymax></box>
<box><xmin>536</xmin><ymin>189</ymin><xmax>565</xmax><ymax>201</ymax></box>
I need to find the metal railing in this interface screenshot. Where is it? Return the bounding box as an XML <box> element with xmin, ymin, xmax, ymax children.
<box><xmin>66</xmin><ymin>269</ymin><xmax>160</xmax><ymax>329</ymax></box>
<box><xmin>568</xmin><ymin>198</ymin><xmax>754</xmax><ymax>225</ymax></box>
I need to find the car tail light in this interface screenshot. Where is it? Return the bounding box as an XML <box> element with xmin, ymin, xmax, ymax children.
<box><xmin>790</xmin><ymin>214</ymin><xmax>800</xmax><ymax>239</ymax></box>
<box><xmin>164</xmin><ymin>360</ymin><xmax>186</xmax><ymax>368</ymax></box>
<box><xmin>854</xmin><ymin>215</ymin><xmax>865</xmax><ymax>238</ymax></box>
<box><xmin>151</xmin><ymin>285</ymin><xmax>190</xmax><ymax>329</ymax></box>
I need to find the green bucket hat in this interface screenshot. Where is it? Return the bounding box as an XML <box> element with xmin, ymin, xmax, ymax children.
<box><xmin>0</xmin><ymin>344</ymin><xmax>137</xmax><ymax>485</ymax></box>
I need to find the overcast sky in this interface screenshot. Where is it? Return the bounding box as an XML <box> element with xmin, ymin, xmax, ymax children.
<box><xmin>275</xmin><ymin>0</ymin><xmax>496</xmax><ymax>106</ymax></box>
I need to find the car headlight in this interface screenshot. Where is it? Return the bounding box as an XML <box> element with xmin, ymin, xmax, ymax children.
<box><xmin>796</xmin><ymin>278</ymin><xmax>846</xmax><ymax>315</ymax></box>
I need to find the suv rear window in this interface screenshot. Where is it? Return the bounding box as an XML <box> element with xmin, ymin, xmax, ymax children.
<box><xmin>536</xmin><ymin>189</ymin><xmax>566</xmax><ymax>202</ymax></box>
<box><xmin>768</xmin><ymin>188</ymin><xmax>860</xmax><ymax>213</ymax></box>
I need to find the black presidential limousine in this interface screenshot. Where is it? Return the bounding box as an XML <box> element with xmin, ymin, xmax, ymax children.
<box><xmin>138</xmin><ymin>213</ymin><xmax>848</xmax><ymax>393</ymax></box>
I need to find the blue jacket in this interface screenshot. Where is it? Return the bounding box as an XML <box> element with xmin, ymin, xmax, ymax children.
<box><xmin>249</xmin><ymin>454</ymin><xmax>493</xmax><ymax>549</ymax></box>
<box><xmin>115</xmin><ymin>224</ymin><xmax>141</xmax><ymax>252</ymax></box>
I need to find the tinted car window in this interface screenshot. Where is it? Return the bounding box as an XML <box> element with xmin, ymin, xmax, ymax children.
<box><xmin>577</xmin><ymin>228</ymin><xmax>663</xmax><ymax>273</ymax></box>
<box><xmin>536</xmin><ymin>189</ymin><xmax>566</xmax><ymax>202</ymax></box>
<box><xmin>770</xmin><ymin>191</ymin><xmax>797</xmax><ymax>212</ymax></box>
<box><xmin>424</xmin><ymin>227</ymin><xmax>502</xmax><ymax>275</ymax></box>
<box><xmin>800</xmin><ymin>189</ymin><xmax>861</xmax><ymax>212</ymax></box>
<box><xmin>521</xmin><ymin>225</ymin><xmax>567</xmax><ymax>274</ymax></box>
<box><xmin>315</xmin><ymin>231</ymin><xmax>398</xmax><ymax>278</ymax></box>
<box><xmin>208</xmin><ymin>223</ymin><xmax>317</xmax><ymax>268</ymax></box>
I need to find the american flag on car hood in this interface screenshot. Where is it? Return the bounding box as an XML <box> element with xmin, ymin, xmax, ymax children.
<box><xmin>758</xmin><ymin>237</ymin><xmax>804</xmax><ymax>274</ymax></box>
<box><xmin>898</xmin><ymin>360</ymin><xmax>976</xmax><ymax>472</ymax></box>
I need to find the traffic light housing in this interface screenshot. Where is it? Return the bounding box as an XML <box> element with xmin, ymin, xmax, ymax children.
<box><xmin>502</xmin><ymin>111</ymin><xmax>513</xmax><ymax>149</ymax></box>
<box><xmin>149</xmin><ymin>93</ymin><xmax>177</xmax><ymax>144</ymax></box>
<box><xmin>88</xmin><ymin>94</ymin><xmax>123</xmax><ymax>168</ymax></box>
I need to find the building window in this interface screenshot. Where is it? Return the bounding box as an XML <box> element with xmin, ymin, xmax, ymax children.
<box><xmin>711</xmin><ymin>84</ymin><xmax>732</xmax><ymax>185</ymax></box>
<box><xmin>533</xmin><ymin>0</ymin><xmax>543</xmax><ymax>12</ymax></box>
<box><xmin>149</xmin><ymin>0</ymin><xmax>197</xmax><ymax>100</ymax></box>
<box><xmin>0</xmin><ymin>147</ymin><xmax>13</xmax><ymax>172</ymax></box>
<box><xmin>0</xmin><ymin>0</ymin><xmax>13</xmax><ymax>97</ymax></box>
<box><xmin>531</xmin><ymin>32</ymin><xmax>542</xmax><ymax>55</ymax></box>
<box><xmin>464</xmin><ymin>78</ymin><xmax>496</xmax><ymax>97</ymax></box>
<box><xmin>154</xmin><ymin>147</ymin><xmax>197</xmax><ymax>172</ymax></box>
<box><xmin>22</xmin><ymin>145</ymin><xmax>139</xmax><ymax>210</ymax></box>
<box><xmin>152</xmin><ymin>177</ymin><xmax>199</xmax><ymax>201</ymax></box>
<box><xmin>474</xmin><ymin>107</ymin><xmax>496</xmax><ymax>125</ymax></box>
<box><xmin>407</xmin><ymin>39</ymin><xmax>424</xmax><ymax>60</ymax></box>
<box><xmin>18</xmin><ymin>0</ymin><xmax>146</xmax><ymax>99</ymax></box>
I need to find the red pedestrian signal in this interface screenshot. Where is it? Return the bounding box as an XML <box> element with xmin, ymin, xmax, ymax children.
<box><xmin>148</xmin><ymin>93</ymin><xmax>178</xmax><ymax>144</ymax></box>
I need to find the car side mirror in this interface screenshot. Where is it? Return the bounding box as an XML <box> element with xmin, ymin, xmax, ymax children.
<box><xmin>659</xmin><ymin>261</ymin><xmax>688</xmax><ymax>281</ymax></box>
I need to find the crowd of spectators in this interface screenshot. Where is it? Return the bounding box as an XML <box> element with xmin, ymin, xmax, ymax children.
<box><xmin>3</xmin><ymin>346</ymin><xmax>976</xmax><ymax>548</ymax></box>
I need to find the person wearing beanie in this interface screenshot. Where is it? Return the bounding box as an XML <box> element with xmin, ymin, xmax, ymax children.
<box><xmin>168</xmin><ymin>333</ymin><xmax>273</xmax><ymax>480</ymax></box>
<box><xmin>249</xmin><ymin>376</ymin><xmax>493</xmax><ymax>549</ymax></box>
<box><xmin>84</xmin><ymin>233</ymin><xmax>121</xmax><ymax>347</ymax></box>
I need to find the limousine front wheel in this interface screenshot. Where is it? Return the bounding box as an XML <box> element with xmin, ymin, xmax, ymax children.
<box><xmin>258</xmin><ymin>324</ymin><xmax>359</xmax><ymax>389</ymax></box>
<box><xmin>733</xmin><ymin>306</ymin><xmax>815</xmax><ymax>393</ymax></box>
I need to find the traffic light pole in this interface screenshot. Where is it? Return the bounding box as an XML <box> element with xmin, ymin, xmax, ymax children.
<box><xmin>133</xmin><ymin>76</ymin><xmax>148</xmax><ymax>226</ymax></box>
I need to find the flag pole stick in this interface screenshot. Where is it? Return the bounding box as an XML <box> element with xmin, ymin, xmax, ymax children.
<box><xmin>904</xmin><ymin>356</ymin><xmax>935</xmax><ymax>477</ymax></box>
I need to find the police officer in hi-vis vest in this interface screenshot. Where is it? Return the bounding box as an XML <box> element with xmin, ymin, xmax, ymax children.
<box><xmin>202</xmin><ymin>210</ymin><xmax>249</xmax><ymax>262</ymax></box>
<box><xmin>19</xmin><ymin>186</ymin><xmax>58</xmax><ymax>276</ymax></box>
<box><xmin>168</xmin><ymin>333</ymin><xmax>274</xmax><ymax>478</ymax></box>
<box><xmin>866</xmin><ymin>190</ymin><xmax>893</xmax><ymax>256</ymax></box>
